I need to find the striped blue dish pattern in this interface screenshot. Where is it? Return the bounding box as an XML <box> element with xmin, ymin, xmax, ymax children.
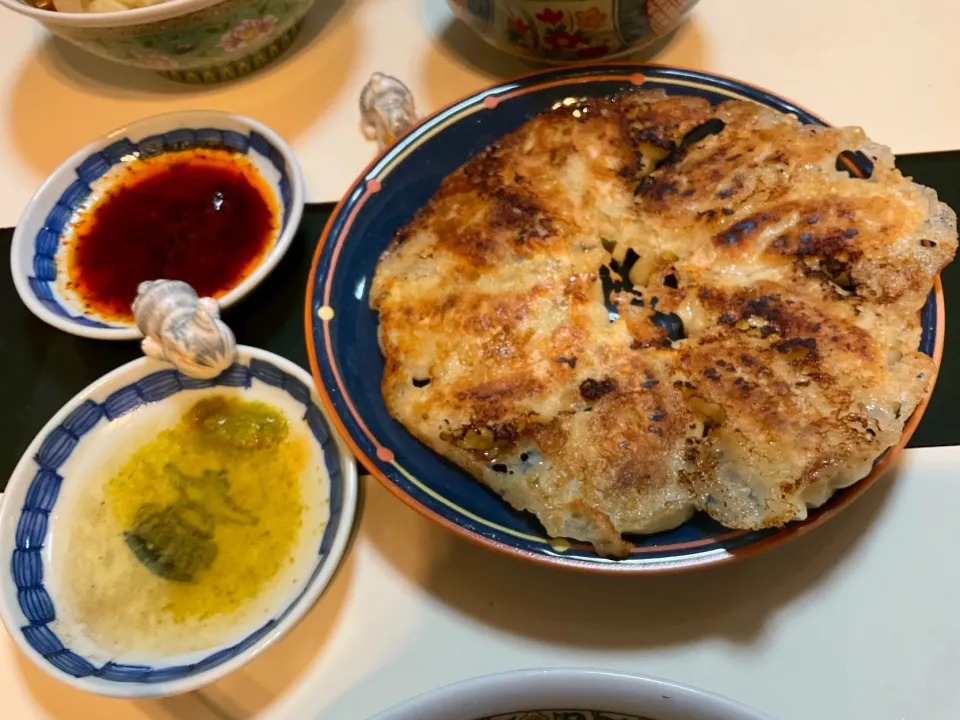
<box><xmin>12</xmin><ymin>358</ymin><xmax>343</xmax><ymax>684</ymax></box>
<box><xmin>30</xmin><ymin>128</ymin><xmax>295</xmax><ymax>328</ymax></box>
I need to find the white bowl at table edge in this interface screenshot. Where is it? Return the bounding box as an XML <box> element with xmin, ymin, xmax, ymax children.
<box><xmin>9</xmin><ymin>110</ymin><xmax>305</xmax><ymax>341</ymax></box>
<box><xmin>0</xmin><ymin>346</ymin><xmax>356</xmax><ymax>698</ymax></box>
<box><xmin>371</xmin><ymin>668</ymin><xmax>774</xmax><ymax>720</ymax></box>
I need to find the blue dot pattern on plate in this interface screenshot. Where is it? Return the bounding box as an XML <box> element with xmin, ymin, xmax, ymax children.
<box><xmin>28</xmin><ymin>128</ymin><xmax>295</xmax><ymax>329</ymax></box>
<box><xmin>11</xmin><ymin>358</ymin><xmax>343</xmax><ymax>683</ymax></box>
<box><xmin>308</xmin><ymin>63</ymin><xmax>939</xmax><ymax>571</ymax></box>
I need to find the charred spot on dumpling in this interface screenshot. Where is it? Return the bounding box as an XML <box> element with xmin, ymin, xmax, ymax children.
<box><xmin>681</xmin><ymin>118</ymin><xmax>726</xmax><ymax>148</ymax></box>
<box><xmin>774</xmin><ymin>337</ymin><xmax>818</xmax><ymax>363</ymax></box>
<box><xmin>653</xmin><ymin>118</ymin><xmax>726</xmax><ymax>171</ymax></box>
<box><xmin>580</xmin><ymin>377</ymin><xmax>618</xmax><ymax>401</ymax></box>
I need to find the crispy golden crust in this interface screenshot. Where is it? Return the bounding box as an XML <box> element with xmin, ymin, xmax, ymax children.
<box><xmin>370</xmin><ymin>90</ymin><xmax>957</xmax><ymax>556</ymax></box>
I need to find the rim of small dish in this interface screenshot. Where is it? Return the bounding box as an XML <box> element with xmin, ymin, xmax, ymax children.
<box><xmin>305</xmin><ymin>62</ymin><xmax>945</xmax><ymax>574</ymax></box>
<box><xmin>0</xmin><ymin>0</ymin><xmax>226</xmax><ymax>28</ymax></box>
<box><xmin>370</xmin><ymin>667</ymin><xmax>774</xmax><ymax>720</ymax></box>
<box><xmin>10</xmin><ymin>109</ymin><xmax>305</xmax><ymax>341</ymax></box>
<box><xmin>0</xmin><ymin>346</ymin><xmax>357</xmax><ymax>697</ymax></box>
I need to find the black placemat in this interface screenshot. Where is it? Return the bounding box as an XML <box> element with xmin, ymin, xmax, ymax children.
<box><xmin>2</xmin><ymin>150</ymin><xmax>959</xmax><ymax>490</ymax></box>
<box><xmin>895</xmin><ymin>151</ymin><xmax>960</xmax><ymax>448</ymax></box>
<box><xmin>0</xmin><ymin>206</ymin><xmax>331</xmax><ymax>490</ymax></box>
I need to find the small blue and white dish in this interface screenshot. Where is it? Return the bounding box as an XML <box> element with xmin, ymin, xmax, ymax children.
<box><xmin>306</xmin><ymin>63</ymin><xmax>943</xmax><ymax>574</ymax></box>
<box><xmin>10</xmin><ymin>111</ymin><xmax>305</xmax><ymax>340</ymax></box>
<box><xmin>0</xmin><ymin>346</ymin><xmax>357</xmax><ymax>697</ymax></box>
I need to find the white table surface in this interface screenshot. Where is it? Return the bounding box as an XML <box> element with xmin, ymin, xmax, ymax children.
<box><xmin>1</xmin><ymin>0</ymin><xmax>960</xmax><ymax>227</ymax></box>
<box><xmin>3</xmin><ymin>445</ymin><xmax>960</xmax><ymax>719</ymax></box>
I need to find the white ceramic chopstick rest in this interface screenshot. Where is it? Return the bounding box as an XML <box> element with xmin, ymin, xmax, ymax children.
<box><xmin>132</xmin><ymin>279</ymin><xmax>236</xmax><ymax>379</ymax></box>
<box><xmin>360</xmin><ymin>72</ymin><xmax>418</xmax><ymax>149</ymax></box>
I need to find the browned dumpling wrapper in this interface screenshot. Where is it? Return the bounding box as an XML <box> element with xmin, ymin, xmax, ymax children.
<box><xmin>370</xmin><ymin>90</ymin><xmax>957</xmax><ymax>557</ymax></box>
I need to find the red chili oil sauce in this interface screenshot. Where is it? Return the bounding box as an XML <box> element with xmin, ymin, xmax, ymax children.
<box><xmin>64</xmin><ymin>148</ymin><xmax>278</xmax><ymax>321</ymax></box>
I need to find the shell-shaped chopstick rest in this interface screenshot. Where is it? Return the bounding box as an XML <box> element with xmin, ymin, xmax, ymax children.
<box><xmin>360</xmin><ymin>72</ymin><xmax>418</xmax><ymax>149</ymax></box>
<box><xmin>132</xmin><ymin>280</ymin><xmax>236</xmax><ymax>380</ymax></box>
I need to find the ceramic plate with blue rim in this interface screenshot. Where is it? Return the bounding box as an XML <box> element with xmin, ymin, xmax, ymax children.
<box><xmin>10</xmin><ymin>111</ymin><xmax>305</xmax><ymax>341</ymax></box>
<box><xmin>306</xmin><ymin>63</ymin><xmax>944</xmax><ymax>573</ymax></box>
<box><xmin>0</xmin><ymin>346</ymin><xmax>357</xmax><ymax>697</ymax></box>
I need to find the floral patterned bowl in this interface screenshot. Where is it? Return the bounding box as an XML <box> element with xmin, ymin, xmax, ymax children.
<box><xmin>446</xmin><ymin>0</ymin><xmax>699</xmax><ymax>62</ymax></box>
<box><xmin>0</xmin><ymin>0</ymin><xmax>315</xmax><ymax>83</ymax></box>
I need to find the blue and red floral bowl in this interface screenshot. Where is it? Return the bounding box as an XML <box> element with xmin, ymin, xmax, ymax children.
<box><xmin>446</xmin><ymin>0</ymin><xmax>699</xmax><ymax>62</ymax></box>
<box><xmin>0</xmin><ymin>0</ymin><xmax>314</xmax><ymax>83</ymax></box>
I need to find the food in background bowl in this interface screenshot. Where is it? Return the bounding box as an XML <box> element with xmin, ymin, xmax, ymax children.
<box><xmin>0</xmin><ymin>0</ymin><xmax>315</xmax><ymax>83</ymax></box>
<box><xmin>446</xmin><ymin>0</ymin><xmax>700</xmax><ymax>63</ymax></box>
<box><xmin>60</xmin><ymin>0</ymin><xmax>171</xmax><ymax>12</ymax></box>
<box><xmin>369</xmin><ymin>89</ymin><xmax>957</xmax><ymax>557</ymax></box>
